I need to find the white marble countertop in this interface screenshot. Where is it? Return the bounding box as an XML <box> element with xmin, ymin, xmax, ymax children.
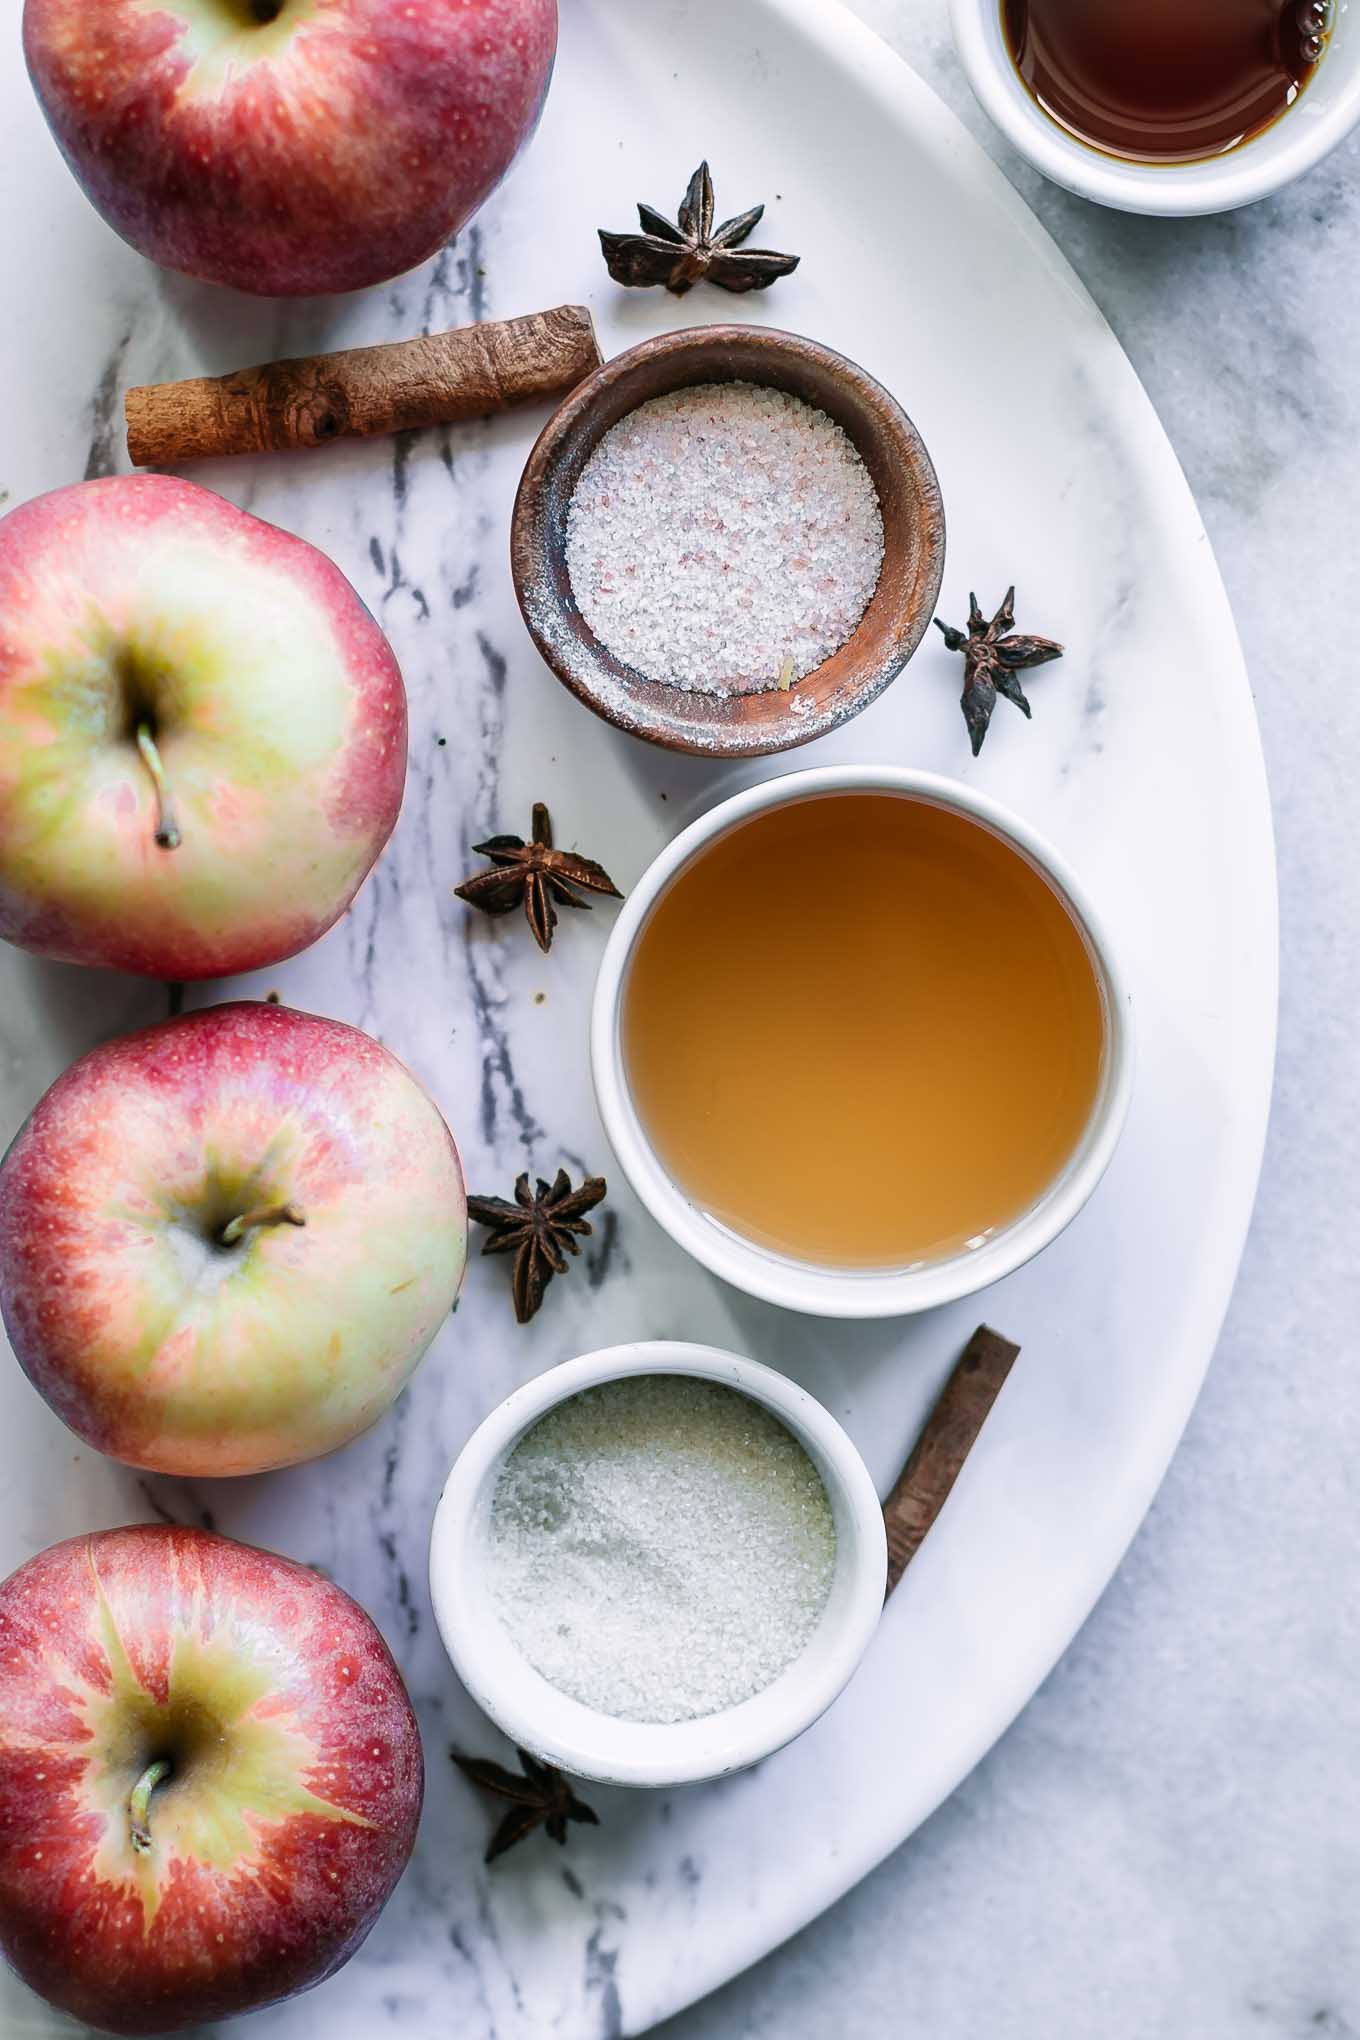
<box><xmin>662</xmin><ymin>4</ymin><xmax>1360</xmax><ymax>2036</ymax></box>
<box><xmin>0</xmin><ymin>4</ymin><xmax>1350</xmax><ymax>2036</ymax></box>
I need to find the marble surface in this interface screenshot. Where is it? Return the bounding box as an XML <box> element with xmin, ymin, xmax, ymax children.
<box><xmin>663</xmin><ymin>6</ymin><xmax>1360</xmax><ymax>2039</ymax></box>
<box><xmin>0</xmin><ymin>1</ymin><xmax>1337</xmax><ymax>2037</ymax></box>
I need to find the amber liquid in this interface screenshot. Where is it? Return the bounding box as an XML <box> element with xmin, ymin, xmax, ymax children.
<box><xmin>622</xmin><ymin>795</ymin><xmax>1107</xmax><ymax>1270</ymax></box>
<box><xmin>1002</xmin><ymin>0</ymin><xmax>1324</xmax><ymax>163</ymax></box>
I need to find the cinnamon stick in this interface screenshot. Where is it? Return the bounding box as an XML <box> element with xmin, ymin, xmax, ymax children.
<box><xmin>883</xmin><ymin>1324</ymin><xmax>1020</xmax><ymax>1596</ymax></box>
<box><xmin>124</xmin><ymin>304</ymin><xmax>602</xmax><ymax>468</ymax></box>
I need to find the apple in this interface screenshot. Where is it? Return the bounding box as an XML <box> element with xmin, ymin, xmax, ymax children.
<box><xmin>0</xmin><ymin>474</ymin><xmax>406</xmax><ymax>980</ymax></box>
<box><xmin>22</xmin><ymin>0</ymin><xmax>558</xmax><ymax>297</ymax></box>
<box><xmin>0</xmin><ymin>1523</ymin><xmax>423</xmax><ymax>2033</ymax></box>
<box><xmin>0</xmin><ymin>1000</ymin><xmax>466</xmax><ymax>1476</ymax></box>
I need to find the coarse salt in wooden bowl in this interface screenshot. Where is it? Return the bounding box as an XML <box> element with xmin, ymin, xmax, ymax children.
<box><xmin>510</xmin><ymin>324</ymin><xmax>946</xmax><ymax>758</ymax></box>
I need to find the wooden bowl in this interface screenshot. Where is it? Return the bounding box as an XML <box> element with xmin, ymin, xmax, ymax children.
<box><xmin>510</xmin><ymin>325</ymin><xmax>946</xmax><ymax>758</ymax></box>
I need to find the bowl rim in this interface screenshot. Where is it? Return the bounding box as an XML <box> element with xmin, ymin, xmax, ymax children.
<box><xmin>427</xmin><ymin>1340</ymin><xmax>888</xmax><ymax>1788</ymax></box>
<box><xmin>590</xmin><ymin>765</ymin><xmax>1135</xmax><ymax>1319</ymax></box>
<box><xmin>510</xmin><ymin>322</ymin><xmax>945</xmax><ymax>758</ymax></box>
<box><xmin>949</xmin><ymin>0</ymin><xmax>1360</xmax><ymax>215</ymax></box>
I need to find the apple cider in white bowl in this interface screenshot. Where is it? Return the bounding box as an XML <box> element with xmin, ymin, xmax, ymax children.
<box><xmin>592</xmin><ymin>766</ymin><xmax>1133</xmax><ymax>1317</ymax></box>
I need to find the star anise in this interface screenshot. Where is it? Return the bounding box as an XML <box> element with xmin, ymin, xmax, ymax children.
<box><xmin>454</xmin><ymin>802</ymin><xmax>621</xmax><ymax>954</ymax></box>
<box><xmin>598</xmin><ymin>160</ymin><xmax>800</xmax><ymax>296</ymax></box>
<box><xmin>452</xmin><ymin>1747</ymin><xmax>600</xmax><ymax>1864</ymax></box>
<box><xmin>466</xmin><ymin>1168</ymin><xmax>607</xmax><ymax>1324</ymax></box>
<box><xmin>933</xmin><ymin>587</ymin><xmax>1065</xmax><ymax>755</ymax></box>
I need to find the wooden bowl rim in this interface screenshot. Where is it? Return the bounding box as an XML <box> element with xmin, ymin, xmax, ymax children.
<box><xmin>510</xmin><ymin>323</ymin><xmax>946</xmax><ymax>759</ymax></box>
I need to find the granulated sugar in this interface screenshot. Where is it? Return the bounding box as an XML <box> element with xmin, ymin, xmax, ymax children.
<box><xmin>565</xmin><ymin>381</ymin><xmax>884</xmax><ymax>695</ymax></box>
<box><xmin>486</xmin><ymin>1374</ymin><xmax>837</xmax><ymax>1724</ymax></box>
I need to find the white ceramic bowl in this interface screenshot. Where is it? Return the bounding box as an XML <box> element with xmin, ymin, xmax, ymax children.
<box><xmin>428</xmin><ymin>1341</ymin><xmax>887</xmax><ymax>1789</ymax></box>
<box><xmin>592</xmin><ymin>766</ymin><xmax>1133</xmax><ymax>1319</ymax></box>
<box><xmin>951</xmin><ymin>0</ymin><xmax>1360</xmax><ymax>215</ymax></box>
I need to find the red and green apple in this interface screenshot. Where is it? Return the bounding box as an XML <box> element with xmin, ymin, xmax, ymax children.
<box><xmin>0</xmin><ymin>474</ymin><xmax>407</xmax><ymax>980</ymax></box>
<box><xmin>22</xmin><ymin>0</ymin><xmax>559</xmax><ymax>296</ymax></box>
<box><xmin>0</xmin><ymin>1000</ymin><xmax>467</xmax><ymax>1476</ymax></box>
<box><xmin>0</xmin><ymin>1524</ymin><xmax>423</xmax><ymax>2034</ymax></box>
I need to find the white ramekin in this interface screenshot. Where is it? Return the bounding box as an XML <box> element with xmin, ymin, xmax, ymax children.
<box><xmin>951</xmin><ymin>0</ymin><xmax>1360</xmax><ymax>215</ymax></box>
<box><xmin>591</xmin><ymin>766</ymin><xmax>1133</xmax><ymax>1320</ymax></box>
<box><xmin>428</xmin><ymin>1341</ymin><xmax>887</xmax><ymax>1789</ymax></box>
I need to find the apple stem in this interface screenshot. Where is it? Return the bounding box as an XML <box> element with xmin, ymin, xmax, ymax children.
<box><xmin>128</xmin><ymin>1758</ymin><xmax>172</xmax><ymax>1853</ymax></box>
<box><xmin>136</xmin><ymin>724</ymin><xmax>182</xmax><ymax>851</ymax></box>
<box><xmin>219</xmin><ymin>1201</ymin><xmax>306</xmax><ymax>1248</ymax></box>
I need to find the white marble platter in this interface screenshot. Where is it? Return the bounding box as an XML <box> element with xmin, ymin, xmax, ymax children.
<box><xmin>0</xmin><ymin>0</ymin><xmax>1277</xmax><ymax>2033</ymax></box>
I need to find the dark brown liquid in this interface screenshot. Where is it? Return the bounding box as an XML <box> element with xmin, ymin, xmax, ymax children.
<box><xmin>1002</xmin><ymin>0</ymin><xmax>1327</xmax><ymax>162</ymax></box>
<box><xmin>622</xmin><ymin>794</ymin><xmax>1107</xmax><ymax>1270</ymax></box>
